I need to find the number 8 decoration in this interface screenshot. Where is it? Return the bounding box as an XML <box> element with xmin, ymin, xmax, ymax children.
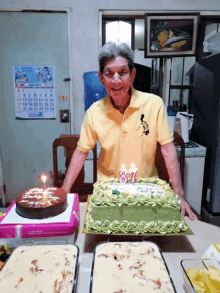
<box><xmin>118</xmin><ymin>164</ymin><xmax>138</xmax><ymax>183</ymax></box>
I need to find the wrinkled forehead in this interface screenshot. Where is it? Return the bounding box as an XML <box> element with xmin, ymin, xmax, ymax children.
<box><xmin>103</xmin><ymin>56</ymin><xmax>130</xmax><ymax>72</ymax></box>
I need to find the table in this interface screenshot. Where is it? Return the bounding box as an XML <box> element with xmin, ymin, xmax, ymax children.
<box><xmin>1</xmin><ymin>204</ymin><xmax>220</xmax><ymax>292</ymax></box>
<box><xmin>75</xmin><ymin>203</ymin><xmax>220</xmax><ymax>293</ymax></box>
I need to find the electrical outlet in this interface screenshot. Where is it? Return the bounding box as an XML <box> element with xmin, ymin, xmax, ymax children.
<box><xmin>60</xmin><ymin>110</ymin><xmax>69</xmax><ymax>123</ymax></box>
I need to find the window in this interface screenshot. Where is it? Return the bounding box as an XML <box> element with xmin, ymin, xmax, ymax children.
<box><xmin>102</xmin><ymin>18</ymin><xmax>134</xmax><ymax>49</ymax></box>
<box><xmin>197</xmin><ymin>16</ymin><xmax>220</xmax><ymax>61</ymax></box>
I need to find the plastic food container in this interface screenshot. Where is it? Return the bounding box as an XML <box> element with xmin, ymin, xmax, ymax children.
<box><xmin>90</xmin><ymin>241</ymin><xmax>177</xmax><ymax>293</ymax></box>
<box><xmin>0</xmin><ymin>242</ymin><xmax>79</xmax><ymax>293</ymax></box>
<box><xmin>0</xmin><ymin>244</ymin><xmax>14</xmax><ymax>270</ymax></box>
<box><xmin>181</xmin><ymin>258</ymin><xmax>220</xmax><ymax>293</ymax></box>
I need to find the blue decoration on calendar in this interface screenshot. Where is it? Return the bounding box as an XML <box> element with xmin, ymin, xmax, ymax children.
<box><xmin>14</xmin><ymin>66</ymin><xmax>54</xmax><ymax>84</ymax></box>
<box><xmin>35</xmin><ymin>66</ymin><xmax>52</xmax><ymax>83</ymax></box>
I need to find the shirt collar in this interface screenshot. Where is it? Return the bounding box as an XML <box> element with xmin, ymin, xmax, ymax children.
<box><xmin>101</xmin><ymin>87</ymin><xmax>141</xmax><ymax>113</ymax></box>
<box><xmin>128</xmin><ymin>87</ymin><xmax>141</xmax><ymax>108</ymax></box>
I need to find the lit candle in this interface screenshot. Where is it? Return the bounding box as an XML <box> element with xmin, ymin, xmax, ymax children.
<box><xmin>118</xmin><ymin>164</ymin><xmax>128</xmax><ymax>183</ymax></box>
<box><xmin>41</xmin><ymin>175</ymin><xmax>47</xmax><ymax>189</ymax></box>
<box><xmin>129</xmin><ymin>163</ymin><xmax>138</xmax><ymax>183</ymax></box>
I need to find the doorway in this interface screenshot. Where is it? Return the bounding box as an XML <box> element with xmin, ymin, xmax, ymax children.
<box><xmin>0</xmin><ymin>11</ymin><xmax>71</xmax><ymax>202</ymax></box>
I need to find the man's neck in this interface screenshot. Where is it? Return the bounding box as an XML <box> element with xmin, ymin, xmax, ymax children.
<box><xmin>110</xmin><ymin>87</ymin><xmax>132</xmax><ymax>114</ymax></box>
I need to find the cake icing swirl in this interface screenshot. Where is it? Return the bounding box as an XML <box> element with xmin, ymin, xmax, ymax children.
<box><xmin>110</xmin><ymin>221</ymin><xmax>121</xmax><ymax>233</ymax></box>
<box><xmin>92</xmin><ymin>178</ymin><xmax>178</xmax><ymax>207</ymax></box>
<box><xmin>85</xmin><ymin>178</ymin><xmax>189</xmax><ymax>235</ymax></box>
<box><xmin>85</xmin><ymin>201</ymin><xmax>187</xmax><ymax>235</ymax></box>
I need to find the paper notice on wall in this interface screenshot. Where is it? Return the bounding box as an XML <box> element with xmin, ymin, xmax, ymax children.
<box><xmin>13</xmin><ymin>66</ymin><xmax>56</xmax><ymax>119</ymax></box>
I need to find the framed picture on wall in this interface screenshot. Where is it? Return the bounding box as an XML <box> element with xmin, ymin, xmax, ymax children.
<box><xmin>144</xmin><ymin>13</ymin><xmax>200</xmax><ymax>58</ymax></box>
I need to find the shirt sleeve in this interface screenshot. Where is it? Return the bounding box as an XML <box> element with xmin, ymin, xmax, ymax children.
<box><xmin>77</xmin><ymin>108</ymin><xmax>97</xmax><ymax>152</ymax></box>
<box><xmin>157</xmin><ymin>99</ymin><xmax>174</xmax><ymax>145</ymax></box>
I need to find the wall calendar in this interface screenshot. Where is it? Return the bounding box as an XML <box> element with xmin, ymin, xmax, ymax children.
<box><xmin>13</xmin><ymin>66</ymin><xmax>56</xmax><ymax>119</ymax></box>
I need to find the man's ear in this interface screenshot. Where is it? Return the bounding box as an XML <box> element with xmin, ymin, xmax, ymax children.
<box><xmin>130</xmin><ymin>68</ymin><xmax>136</xmax><ymax>84</ymax></box>
<box><xmin>98</xmin><ymin>71</ymin><xmax>105</xmax><ymax>86</ymax></box>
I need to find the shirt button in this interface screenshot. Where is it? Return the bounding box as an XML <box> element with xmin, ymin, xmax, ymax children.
<box><xmin>122</xmin><ymin>124</ymin><xmax>129</xmax><ymax>133</ymax></box>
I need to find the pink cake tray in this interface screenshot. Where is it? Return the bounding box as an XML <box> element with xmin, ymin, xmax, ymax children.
<box><xmin>0</xmin><ymin>194</ymin><xmax>79</xmax><ymax>239</ymax></box>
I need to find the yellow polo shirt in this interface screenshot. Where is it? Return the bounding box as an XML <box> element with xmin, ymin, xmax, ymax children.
<box><xmin>77</xmin><ymin>88</ymin><xmax>173</xmax><ymax>180</ymax></box>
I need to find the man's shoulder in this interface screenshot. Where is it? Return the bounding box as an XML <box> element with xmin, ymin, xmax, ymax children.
<box><xmin>86</xmin><ymin>96</ymin><xmax>107</xmax><ymax>113</ymax></box>
<box><xmin>134</xmin><ymin>89</ymin><xmax>163</xmax><ymax>105</ymax></box>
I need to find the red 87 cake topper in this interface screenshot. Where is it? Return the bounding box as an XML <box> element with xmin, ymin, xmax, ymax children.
<box><xmin>118</xmin><ymin>164</ymin><xmax>138</xmax><ymax>183</ymax></box>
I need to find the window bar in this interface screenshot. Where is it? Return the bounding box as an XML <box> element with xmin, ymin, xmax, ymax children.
<box><xmin>180</xmin><ymin>57</ymin><xmax>185</xmax><ymax>105</ymax></box>
<box><xmin>131</xmin><ymin>19</ymin><xmax>135</xmax><ymax>51</ymax></box>
<box><xmin>157</xmin><ymin>58</ymin><xmax>160</xmax><ymax>86</ymax></box>
<box><xmin>153</xmin><ymin>58</ymin><xmax>156</xmax><ymax>88</ymax></box>
<box><xmin>155</xmin><ymin>58</ymin><xmax>157</xmax><ymax>85</ymax></box>
<box><xmin>153</xmin><ymin>59</ymin><xmax>156</xmax><ymax>86</ymax></box>
<box><xmin>159</xmin><ymin>58</ymin><xmax>163</xmax><ymax>97</ymax></box>
<box><xmin>150</xmin><ymin>59</ymin><xmax>155</xmax><ymax>93</ymax></box>
<box><xmin>196</xmin><ymin>21</ymin><xmax>206</xmax><ymax>62</ymax></box>
<box><xmin>168</xmin><ymin>58</ymin><xmax>172</xmax><ymax>105</ymax></box>
<box><xmin>102</xmin><ymin>19</ymin><xmax>106</xmax><ymax>46</ymax></box>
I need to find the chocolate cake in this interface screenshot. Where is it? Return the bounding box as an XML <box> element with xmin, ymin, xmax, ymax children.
<box><xmin>16</xmin><ymin>187</ymin><xmax>68</xmax><ymax>219</ymax></box>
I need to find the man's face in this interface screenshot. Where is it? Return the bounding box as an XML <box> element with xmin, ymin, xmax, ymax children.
<box><xmin>98</xmin><ymin>56</ymin><xmax>136</xmax><ymax>104</ymax></box>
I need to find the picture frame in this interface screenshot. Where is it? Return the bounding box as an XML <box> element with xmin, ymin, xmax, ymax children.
<box><xmin>144</xmin><ymin>13</ymin><xmax>200</xmax><ymax>58</ymax></box>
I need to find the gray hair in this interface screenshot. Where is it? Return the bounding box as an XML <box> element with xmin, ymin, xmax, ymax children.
<box><xmin>98</xmin><ymin>42</ymin><xmax>134</xmax><ymax>74</ymax></box>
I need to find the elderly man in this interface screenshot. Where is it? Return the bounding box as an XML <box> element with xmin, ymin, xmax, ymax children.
<box><xmin>62</xmin><ymin>42</ymin><xmax>197</xmax><ymax>220</ymax></box>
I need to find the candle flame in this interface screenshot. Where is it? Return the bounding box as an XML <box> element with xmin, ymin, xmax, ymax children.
<box><xmin>41</xmin><ymin>175</ymin><xmax>47</xmax><ymax>183</ymax></box>
<box><xmin>121</xmin><ymin>164</ymin><xmax>125</xmax><ymax>169</ymax></box>
<box><xmin>131</xmin><ymin>163</ymin><xmax>135</xmax><ymax>168</ymax></box>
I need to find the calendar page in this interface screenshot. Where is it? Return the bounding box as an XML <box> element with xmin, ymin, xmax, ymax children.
<box><xmin>13</xmin><ymin>66</ymin><xmax>56</xmax><ymax>119</ymax></box>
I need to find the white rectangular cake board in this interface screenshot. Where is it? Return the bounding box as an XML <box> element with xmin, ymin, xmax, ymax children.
<box><xmin>1</xmin><ymin>194</ymin><xmax>75</xmax><ymax>225</ymax></box>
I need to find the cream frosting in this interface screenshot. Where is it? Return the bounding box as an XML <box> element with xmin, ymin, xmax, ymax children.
<box><xmin>19</xmin><ymin>188</ymin><xmax>61</xmax><ymax>208</ymax></box>
<box><xmin>92</xmin><ymin>242</ymin><xmax>175</xmax><ymax>293</ymax></box>
<box><xmin>92</xmin><ymin>178</ymin><xmax>177</xmax><ymax>207</ymax></box>
<box><xmin>0</xmin><ymin>245</ymin><xmax>78</xmax><ymax>293</ymax></box>
<box><xmin>84</xmin><ymin>178</ymin><xmax>189</xmax><ymax>234</ymax></box>
<box><xmin>109</xmin><ymin>182</ymin><xmax>165</xmax><ymax>197</ymax></box>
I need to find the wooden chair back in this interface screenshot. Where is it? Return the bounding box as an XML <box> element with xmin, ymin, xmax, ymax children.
<box><xmin>53</xmin><ymin>135</ymin><xmax>97</xmax><ymax>194</ymax></box>
<box><xmin>155</xmin><ymin>131</ymin><xmax>185</xmax><ymax>186</ymax></box>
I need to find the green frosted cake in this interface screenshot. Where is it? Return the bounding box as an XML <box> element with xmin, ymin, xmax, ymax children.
<box><xmin>84</xmin><ymin>177</ymin><xmax>189</xmax><ymax>234</ymax></box>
